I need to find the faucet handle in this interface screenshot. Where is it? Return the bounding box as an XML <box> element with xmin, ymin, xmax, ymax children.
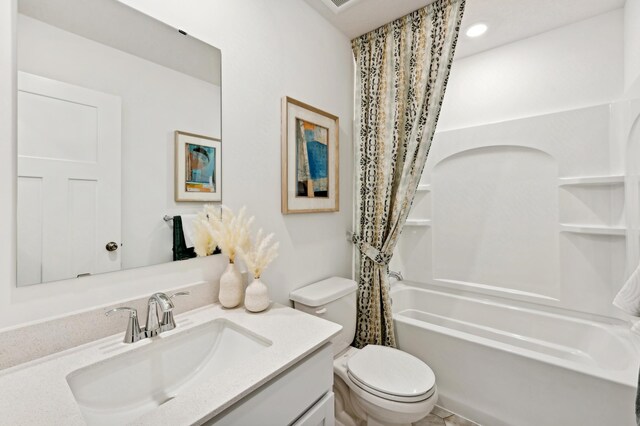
<box><xmin>160</xmin><ymin>291</ymin><xmax>191</xmax><ymax>332</ymax></box>
<box><xmin>170</xmin><ymin>291</ymin><xmax>191</xmax><ymax>299</ymax></box>
<box><xmin>106</xmin><ymin>306</ymin><xmax>138</xmax><ymax>318</ymax></box>
<box><xmin>105</xmin><ymin>307</ymin><xmax>143</xmax><ymax>344</ymax></box>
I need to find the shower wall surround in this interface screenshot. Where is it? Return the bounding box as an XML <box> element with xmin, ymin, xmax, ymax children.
<box><xmin>392</xmin><ymin>9</ymin><xmax>638</xmax><ymax>319</ymax></box>
<box><xmin>396</xmin><ymin>103</ymin><xmax>637</xmax><ymax>318</ymax></box>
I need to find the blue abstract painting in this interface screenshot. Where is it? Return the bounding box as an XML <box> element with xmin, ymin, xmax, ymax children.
<box><xmin>185</xmin><ymin>143</ymin><xmax>216</xmax><ymax>193</ymax></box>
<box><xmin>296</xmin><ymin>118</ymin><xmax>329</xmax><ymax>198</ymax></box>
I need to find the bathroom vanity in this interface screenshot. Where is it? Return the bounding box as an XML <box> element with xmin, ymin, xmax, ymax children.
<box><xmin>0</xmin><ymin>303</ymin><xmax>341</xmax><ymax>425</ymax></box>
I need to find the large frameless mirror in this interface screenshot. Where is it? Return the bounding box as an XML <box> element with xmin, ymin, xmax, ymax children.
<box><xmin>16</xmin><ymin>0</ymin><xmax>222</xmax><ymax>286</ymax></box>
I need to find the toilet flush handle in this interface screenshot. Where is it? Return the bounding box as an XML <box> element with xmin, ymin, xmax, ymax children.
<box><xmin>315</xmin><ymin>307</ymin><xmax>327</xmax><ymax>315</ymax></box>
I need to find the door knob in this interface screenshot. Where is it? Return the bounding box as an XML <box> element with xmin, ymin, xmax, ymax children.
<box><xmin>105</xmin><ymin>242</ymin><xmax>119</xmax><ymax>252</ymax></box>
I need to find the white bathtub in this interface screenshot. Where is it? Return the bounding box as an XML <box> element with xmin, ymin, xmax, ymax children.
<box><xmin>391</xmin><ymin>281</ymin><xmax>640</xmax><ymax>426</ymax></box>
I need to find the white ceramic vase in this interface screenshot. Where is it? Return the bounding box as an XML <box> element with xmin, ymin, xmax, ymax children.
<box><xmin>244</xmin><ymin>277</ymin><xmax>270</xmax><ymax>312</ymax></box>
<box><xmin>218</xmin><ymin>261</ymin><xmax>243</xmax><ymax>308</ymax></box>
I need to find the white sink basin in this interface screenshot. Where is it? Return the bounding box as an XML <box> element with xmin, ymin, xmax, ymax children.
<box><xmin>66</xmin><ymin>318</ymin><xmax>271</xmax><ymax>426</ymax></box>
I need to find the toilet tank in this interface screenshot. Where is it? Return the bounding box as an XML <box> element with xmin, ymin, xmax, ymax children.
<box><xmin>290</xmin><ymin>277</ymin><xmax>357</xmax><ymax>355</ymax></box>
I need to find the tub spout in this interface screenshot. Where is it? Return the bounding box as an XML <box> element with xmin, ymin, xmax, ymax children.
<box><xmin>389</xmin><ymin>270</ymin><xmax>403</xmax><ymax>282</ymax></box>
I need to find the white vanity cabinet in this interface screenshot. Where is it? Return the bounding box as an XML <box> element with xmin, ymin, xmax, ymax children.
<box><xmin>291</xmin><ymin>391</ymin><xmax>334</xmax><ymax>426</ymax></box>
<box><xmin>205</xmin><ymin>343</ymin><xmax>335</xmax><ymax>426</ymax></box>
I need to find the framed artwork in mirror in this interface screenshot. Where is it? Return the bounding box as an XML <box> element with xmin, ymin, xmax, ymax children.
<box><xmin>175</xmin><ymin>131</ymin><xmax>222</xmax><ymax>202</ymax></box>
<box><xmin>281</xmin><ymin>96</ymin><xmax>339</xmax><ymax>214</ymax></box>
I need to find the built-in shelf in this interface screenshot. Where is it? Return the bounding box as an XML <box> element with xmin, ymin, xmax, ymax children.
<box><xmin>405</xmin><ymin>219</ymin><xmax>432</xmax><ymax>227</ymax></box>
<box><xmin>417</xmin><ymin>184</ymin><xmax>431</xmax><ymax>192</ymax></box>
<box><xmin>559</xmin><ymin>224</ymin><xmax>626</xmax><ymax>236</ymax></box>
<box><xmin>558</xmin><ymin>175</ymin><xmax>625</xmax><ymax>186</ymax></box>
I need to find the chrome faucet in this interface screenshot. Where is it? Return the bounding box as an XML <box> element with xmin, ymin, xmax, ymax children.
<box><xmin>389</xmin><ymin>270</ymin><xmax>404</xmax><ymax>282</ymax></box>
<box><xmin>145</xmin><ymin>292</ymin><xmax>174</xmax><ymax>337</ymax></box>
<box><xmin>106</xmin><ymin>291</ymin><xmax>190</xmax><ymax>343</ymax></box>
<box><xmin>146</xmin><ymin>291</ymin><xmax>190</xmax><ymax>336</ymax></box>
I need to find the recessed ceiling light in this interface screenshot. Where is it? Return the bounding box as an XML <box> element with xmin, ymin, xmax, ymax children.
<box><xmin>466</xmin><ymin>23</ymin><xmax>488</xmax><ymax>38</ymax></box>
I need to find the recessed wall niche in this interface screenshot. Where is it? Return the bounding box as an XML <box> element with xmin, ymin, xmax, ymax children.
<box><xmin>432</xmin><ymin>145</ymin><xmax>559</xmax><ymax>301</ymax></box>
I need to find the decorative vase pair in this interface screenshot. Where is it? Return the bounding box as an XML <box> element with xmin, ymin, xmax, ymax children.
<box><xmin>218</xmin><ymin>261</ymin><xmax>269</xmax><ymax>312</ymax></box>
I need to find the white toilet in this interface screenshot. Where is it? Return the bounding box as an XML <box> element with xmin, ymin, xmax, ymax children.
<box><xmin>290</xmin><ymin>277</ymin><xmax>437</xmax><ymax>426</ymax></box>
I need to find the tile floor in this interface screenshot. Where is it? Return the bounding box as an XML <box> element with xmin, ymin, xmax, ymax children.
<box><xmin>413</xmin><ymin>406</ymin><xmax>480</xmax><ymax>426</ymax></box>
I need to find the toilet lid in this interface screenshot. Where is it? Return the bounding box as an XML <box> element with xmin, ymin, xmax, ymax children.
<box><xmin>346</xmin><ymin>345</ymin><xmax>435</xmax><ymax>399</ymax></box>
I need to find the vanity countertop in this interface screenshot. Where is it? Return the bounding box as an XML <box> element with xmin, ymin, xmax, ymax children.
<box><xmin>0</xmin><ymin>302</ymin><xmax>341</xmax><ymax>425</ymax></box>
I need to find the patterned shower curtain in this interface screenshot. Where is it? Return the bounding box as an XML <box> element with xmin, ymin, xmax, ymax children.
<box><xmin>351</xmin><ymin>0</ymin><xmax>465</xmax><ymax>348</ymax></box>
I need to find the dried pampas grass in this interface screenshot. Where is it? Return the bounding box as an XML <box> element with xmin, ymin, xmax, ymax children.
<box><xmin>192</xmin><ymin>205</ymin><xmax>254</xmax><ymax>263</ymax></box>
<box><xmin>238</xmin><ymin>229</ymin><xmax>279</xmax><ymax>279</ymax></box>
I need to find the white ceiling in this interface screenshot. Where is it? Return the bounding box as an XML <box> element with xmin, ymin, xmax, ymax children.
<box><xmin>304</xmin><ymin>0</ymin><xmax>625</xmax><ymax>58</ymax></box>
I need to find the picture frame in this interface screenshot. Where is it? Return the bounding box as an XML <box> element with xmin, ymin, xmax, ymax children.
<box><xmin>281</xmin><ymin>96</ymin><xmax>339</xmax><ymax>214</ymax></box>
<box><xmin>175</xmin><ymin>131</ymin><xmax>222</xmax><ymax>202</ymax></box>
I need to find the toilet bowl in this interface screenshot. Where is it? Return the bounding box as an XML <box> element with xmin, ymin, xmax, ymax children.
<box><xmin>290</xmin><ymin>277</ymin><xmax>437</xmax><ymax>426</ymax></box>
<box><xmin>334</xmin><ymin>346</ymin><xmax>437</xmax><ymax>426</ymax></box>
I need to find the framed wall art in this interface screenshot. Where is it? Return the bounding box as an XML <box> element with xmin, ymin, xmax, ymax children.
<box><xmin>175</xmin><ymin>131</ymin><xmax>222</xmax><ymax>202</ymax></box>
<box><xmin>281</xmin><ymin>96</ymin><xmax>339</xmax><ymax>214</ymax></box>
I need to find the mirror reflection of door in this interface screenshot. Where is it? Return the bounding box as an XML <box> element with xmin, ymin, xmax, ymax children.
<box><xmin>17</xmin><ymin>72</ymin><xmax>122</xmax><ymax>286</ymax></box>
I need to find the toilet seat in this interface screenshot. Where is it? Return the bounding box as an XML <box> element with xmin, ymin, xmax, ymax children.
<box><xmin>347</xmin><ymin>370</ymin><xmax>436</xmax><ymax>402</ymax></box>
<box><xmin>345</xmin><ymin>345</ymin><xmax>436</xmax><ymax>403</ymax></box>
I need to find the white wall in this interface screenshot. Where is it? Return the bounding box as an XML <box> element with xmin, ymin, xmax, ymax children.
<box><xmin>0</xmin><ymin>0</ymin><xmax>354</xmax><ymax>328</ymax></box>
<box><xmin>394</xmin><ymin>9</ymin><xmax>628</xmax><ymax>319</ymax></box>
<box><xmin>438</xmin><ymin>10</ymin><xmax>624</xmax><ymax>131</ymax></box>
<box><xmin>625</xmin><ymin>0</ymin><xmax>640</xmax><ymax>96</ymax></box>
<box><xmin>18</xmin><ymin>14</ymin><xmax>221</xmax><ymax>271</ymax></box>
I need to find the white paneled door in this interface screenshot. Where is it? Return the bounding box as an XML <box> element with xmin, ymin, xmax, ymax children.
<box><xmin>17</xmin><ymin>72</ymin><xmax>121</xmax><ymax>286</ymax></box>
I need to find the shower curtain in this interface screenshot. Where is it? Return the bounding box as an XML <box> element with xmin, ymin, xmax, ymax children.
<box><xmin>351</xmin><ymin>0</ymin><xmax>465</xmax><ymax>348</ymax></box>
